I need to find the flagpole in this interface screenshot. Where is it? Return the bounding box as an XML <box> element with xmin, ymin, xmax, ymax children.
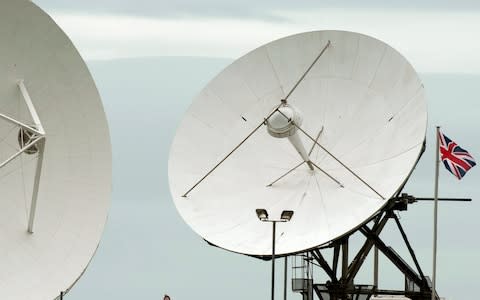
<box><xmin>431</xmin><ymin>126</ymin><xmax>440</xmax><ymax>300</ymax></box>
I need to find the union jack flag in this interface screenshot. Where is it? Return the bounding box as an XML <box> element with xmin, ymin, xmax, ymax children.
<box><xmin>439</xmin><ymin>131</ymin><xmax>476</xmax><ymax>179</ymax></box>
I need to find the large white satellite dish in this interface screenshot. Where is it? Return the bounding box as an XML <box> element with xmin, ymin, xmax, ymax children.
<box><xmin>0</xmin><ymin>1</ymin><xmax>111</xmax><ymax>299</ymax></box>
<box><xmin>169</xmin><ymin>30</ymin><xmax>426</xmax><ymax>256</ymax></box>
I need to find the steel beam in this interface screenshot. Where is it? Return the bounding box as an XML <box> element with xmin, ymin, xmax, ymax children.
<box><xmin>332</xmin><ymin>244</ymin><xmax>340</xmax><ymax>278</ymax></box>
<box><xmin>312</xmin><ymin>249</ymin><xmax>337</xmax><ymax>283</ymax></box>
<box><xmin>346</xmin><ymin>212</ymin><xmax>390</xmax><ymax>283</ymax></box>
<box><xmin>392</xmin><ymin>213</ymin><xmax>426</xmax><ymax>283</ymax></box>
<box><xmin>359</xmin><ymin>226</ymin><xmax>426</xmax><ymax>289</ymax></box>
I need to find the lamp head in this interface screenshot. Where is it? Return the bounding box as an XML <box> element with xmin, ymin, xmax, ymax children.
<box><xmin>256</xmin><ymin>209</ymin><xmax>269</xmax><ymax>221</ymax></box>
<box><xmin>280</xmin><ymin>210</ymin><xmax>294</xmax><ymax>222</ymax></box>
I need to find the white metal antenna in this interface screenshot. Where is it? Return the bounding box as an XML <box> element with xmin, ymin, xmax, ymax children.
<box><xmin>169</xmin><ymin>30</ymin><xmax>427</xmax><ymax>256</ymax></box>
<box><xmin>0</xmin><ymin>80</ymin><xmax>46</xmax><ymax>233</ymax></box>
<box><xmin>0</xmin><ymin>1</ymin><xmax>111</xmax><ymax>299</ymax></box>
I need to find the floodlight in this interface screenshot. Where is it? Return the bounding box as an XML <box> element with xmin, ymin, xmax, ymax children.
<box><xmin>281</xmin><ymin>210</ymin><xmax>294</xmax><ymax>222</ymax></box>
<box><xmin>256</xmin><ymin>208</ymin><xmax>269</xmax><ymax>221</ymax></box>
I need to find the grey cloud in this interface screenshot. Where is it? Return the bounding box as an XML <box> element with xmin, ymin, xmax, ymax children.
<box><xmin>33</xmin><ymin>0</ymin><xmax>480</xmax><ymax>20</ymax></box>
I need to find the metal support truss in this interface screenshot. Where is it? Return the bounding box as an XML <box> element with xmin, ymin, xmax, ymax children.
<box><xmin>292</xmin><ymin>196</ymin><xmax>443</xmax><ymax>300</ymax></box>
<box><xmin>0</xmin><ymin>80</ymin><xmax>46</xmax><ymax>233</ymax></box>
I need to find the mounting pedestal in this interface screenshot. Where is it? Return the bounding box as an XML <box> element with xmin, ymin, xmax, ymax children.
<box><xmin>292</xmin><ymin>194</ymin><xmax>445</xmax><ymax>300</ymax></box>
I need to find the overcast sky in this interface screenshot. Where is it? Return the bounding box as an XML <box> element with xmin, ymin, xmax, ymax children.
<box><xmin>34</xmin><ymin>0</ymin><xmax>480</xmax><ymax>73</ymax></box>
<box><xmin>32</xmin><ymin>0</ymin><xmax>480</xmax><ymax>18</ymax></box>
<box><xmin>26</xmin><ymin>1</ymin><xmax>479</xmax><ymax>300</ymax></box>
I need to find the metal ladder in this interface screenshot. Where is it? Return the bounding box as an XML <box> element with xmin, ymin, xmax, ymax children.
<box><xmin>292</xmin><ymin>253</ymin><xmax>314</xmax><ymax>300</ymax></box>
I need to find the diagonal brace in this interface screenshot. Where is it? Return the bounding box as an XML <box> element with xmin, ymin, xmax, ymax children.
<box><xmin>359</xmin><ymin>225</ymin><xmax>426</xmax><ymax>289</ymax></box>
<box><xmin>312</xmin><ymin>249</ymin><xmax>338</xmax><ymax>283</ymax></box>
<box><xmin>291</xmin><ymin>120</ymin><xmax>385</xmax><ymax>200</ymax></box>
<box><xmin>346</xmin><ymin>212</ymin><xmax>390</xmax><ymax>282</ymax></box>
<box><xmin>182</xmin><ymin>104</ymin><xmax>282</xmax><ymax>197</ymax></box>
<box><xmin>392</xmin><ymin>213</ymin><xmax>426</xmax><ymax>282</ymax></box>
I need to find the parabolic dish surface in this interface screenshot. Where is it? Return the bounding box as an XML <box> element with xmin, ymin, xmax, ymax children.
<box><xmin>169</xmin><ymin>30</ymin><xmax>426</xmax><ymax>256</ymax></box>
<box><xmin>0</xmin><ymin>1</ymin><xmax>111</xmax><ymax>299</ymax></box>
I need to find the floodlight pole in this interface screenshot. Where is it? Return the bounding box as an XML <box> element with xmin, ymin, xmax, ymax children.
<box><xmin>284</xmin><ymin>256</ymin><xmax>288</xmax><ymax>300</ymax></box>
<box><xmin>272</xmin><ymin>220</ymin><xmax>276</xmax><ymax>300</ymax></box>
<box><xmin>263</xmin><ymin>219</ymin><xmax>281</xmax><ymax>300</ymax></box>
<box><xmin>256</xmin><ymin>210</ymin><xmax>294</xmax><ymax>300</ymax></box>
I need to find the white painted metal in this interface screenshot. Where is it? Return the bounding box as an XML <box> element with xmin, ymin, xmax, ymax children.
<box><xmin>0</xmin><ymin>136</ymin><xmax>43</xmax><ymax>168</ymax></box>
<box><xmin>0</xmin><ymin>0</ymin><xmax>111</xmax><ymax>299</ymax></box>
<box><xmin>266</xmin><ymin>105</ymin><xmax>302</xmax><ymax>138</ymax></box>
<box><xmin>27</xmin><ymin>138</ymin><xmax>45</xmax><ymax>233</ymax></box>
<box><xmin>169</xmin><ymin>30</ymin><xmax>427</xmax><ymax>256</ymax></box>
<box><xmin>17</xmin><ymin>80</ymin><xmax>45</xmax><ymax>135</ymax></box>
<box><xmin>266</xmin><ymin>104</ymin><xmax>314</xmax><ymax>170</ymax></box>
<box><xmin>0</xmin><ymin>82</ymin><xmax>47</xmax><ymax>234</ymax></box>
<box><xmin>0</xmin><ymin>111</ymin><xmax>43</xmax><ymax>136</ymax></box>
<box><xmin>288</xmin><ymin>133</ymin><xmax>313</xmax><ymax>169</ymax></box>
<box><xmin>17</xmin><ymin>80</ymin><xmax>47</xmax><ymax>233</ymax></box>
